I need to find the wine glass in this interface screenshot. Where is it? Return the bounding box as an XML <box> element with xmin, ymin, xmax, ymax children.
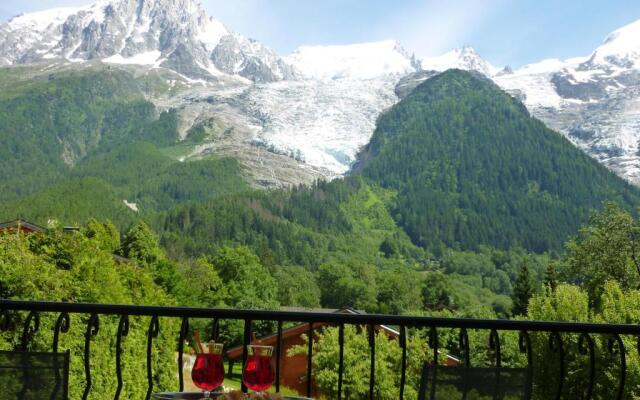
<box><xmin>242</xmin><ymin>345</ymin><xmax>275</xmax><ymax>394</ymax></box>
<box><xmin>191</xmin><ymin>343</ymin><xmax>225</xmax><ymax>399</ymax></box>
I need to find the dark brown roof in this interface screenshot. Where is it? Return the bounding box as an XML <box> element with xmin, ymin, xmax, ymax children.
<box><xmin>0</xmin><ymin>219</ymin><xmax>46</xmax><ymax>233</ymax></box>
<box><xmin>226</xmin><ymin>308</ymin><xmax>400</xmax><ymax>360</ymax></box>
<box><xmin>0</xmin><ymin>219</ymin><xmax>133</xmax><ymax>264</ymax></box>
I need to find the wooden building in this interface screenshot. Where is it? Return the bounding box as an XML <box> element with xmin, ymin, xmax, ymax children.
<box><xmin>0</xmin><ymin>219</ymin><xmax>131</xmax><ymax>264</ymax></box>
<box><xmin>0</xmin><ymin>219</ymin><xmax>46</xmax><ymax>234</ymax></box>
<box><xmin>226</xmin><ymin>308</ymin><xmax>459</xmax><ymax>397</ymax></box>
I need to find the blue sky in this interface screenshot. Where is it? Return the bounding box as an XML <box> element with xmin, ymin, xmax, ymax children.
<box><xmin>1</xmin><ymin>0</ymin><xmax>640</xmax><ymax>68</ymax></box>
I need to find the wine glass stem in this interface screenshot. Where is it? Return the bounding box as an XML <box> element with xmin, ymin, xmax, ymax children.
<box><xmin>204</xmin><ymin>390</ymin><xmax>210</xmax><ymax>399</ymax></box>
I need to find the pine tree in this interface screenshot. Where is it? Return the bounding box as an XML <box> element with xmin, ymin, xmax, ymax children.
<box><xmin>544</xmin><ymin>262</ymin><xmax>559</xmax><ymax>292</ymax></box>
<box><xmin>512</xmin><ymin>262</ymin><xmax>534</xmax><ymax>316</ymax></box>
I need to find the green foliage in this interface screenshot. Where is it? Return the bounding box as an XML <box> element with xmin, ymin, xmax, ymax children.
<box><xmin>143</xmin><ymin>109</ymin><xmax>180</xmax><ymax>146</ymax></box>
<box><xmin>376</xmin><ymin>267</ymin><xmax>423</xmax><ymax>314</ymax></box>
<box><xmin>421</xmin><ymin>271</ymin><xmax>455</xmax><ymax>310</ymax></box>
<box><xmin>74</xmin><ymin>141</ymin><xmax>175</xmax><ymax>188</ymax></box>
<box><xmin>527</xmin><ymin>283</ymin><xmax>640</xmax><ymax>399</ymax></box>
<box><xmin>543</xmin><ymin>262</ymin><xmax>560</xmax><ymax>292</ymax></box>
<box><xmin>564</xmin><ymin>202</ymin><xmax>640</xmax><ymax>304</ymax></box>
<box><xmin>273</xmin><ymin>266</ymin><xmax>321</xmax><ymax>308</ymax></box>
<box><xmin>121</xmin><ymin>221</ymin><xmax>165</xmax><ymax>266</ymax></box>
<box><xmin>137</xmin><ymin>156</ymin><xmax>248</xmax><ymax>211</ymax></box>
<box><xmin>211</xmin><ymin>246</ymin><xmax>278</xmax><ymax>310</ymax></box>
<box><xmin>83</xmin><ymin>219</ymin><xmax>120</xmax><ymax>252</ymax></box>
<box><xmin>316</xmin><ymin>262</ymin><xmax>378</xmax><ymax>312</ymax></box>
<box><xmin>120</xmin><ymin>221</ymin><xmax>191</xmax><ymax>299</ymax></box>
<box><xmin>0</xmin><ymin>144</ymin><xmax>248</xmax><ymax>225</ymax></box>
<box><xmin>210</xmin><ymin>246</ymin><xmax>279</xmax><ymax>346</ymax></box>
<box><xmin>289</xmin><ymin>325</ymin><xmax>428</xmax><ymax>399</ymax></box>
<box><xmin>0</xmin><ymin>226</ymin><xmax>177</xmax><ymax>399</ymax></box>
<box><xmin>359</xmin><ymin>70</ymin><xmax>640</xmax><ymax>253</ymax></box>
<box><xmin>176</xmin><ymin>257</ymin><xmax>226</xmax><ymax>308</ymax></box>
<box><xmin>155</xmin><ymin>175</ymin><xmax>531</xmax><ymax>315</ymax></box>
<box><xmin>158</xmin><ymin>177</ymin><xmax>422</xmax><ymax>270</ymax></box>
<box><xmin>446</xmin><ymin>276</ymin><xmax>513</xmax><ymax>318</ymax></box>
<box><xmin>511</xmin><ymin>262</ymin><xmax>534</xmax><ymax>316</ymax></box>
<box><xmin>378</xmin><ymin>237</ymin><xmax>400</xmax><ymax>257</ymax></box>
<box><xmin>0</xmin><ymin>177</ymin><xmax>137</xmax><ymax>228</ymax></box>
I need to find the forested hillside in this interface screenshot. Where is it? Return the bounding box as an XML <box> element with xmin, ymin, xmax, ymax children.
<box><xmin>0</xmin><ymin>68</ymin><xmax>248</xmax><ymax>225</ymax></box>
<box><xmin>2</xmin><ymin>67</ymin><xmax>638</xmax><ymax>316</ymax></box>
<box><xmin>0</xmin><ymin>69</ymin><xmax>167</xmax><ymax>201</ymax></box>
<box><xmin>3</xmin><ymin>68</ymin><xmax>640</xmax><ymax>398</ymax></box>
<box><xmin>356</xmin><ymin>69</ymin><xmax>640</xmax><ymax>253</ymax></box>
<box><xmin>2</xmin><ymin>2</ymin><xmax>640</xmax><ymax>396</ymax></box>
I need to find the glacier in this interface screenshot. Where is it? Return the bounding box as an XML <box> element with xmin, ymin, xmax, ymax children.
<box><xmin>2</xmin><ymin>0</ymin><xmax>640</xmax><ymax>186</ymax></box>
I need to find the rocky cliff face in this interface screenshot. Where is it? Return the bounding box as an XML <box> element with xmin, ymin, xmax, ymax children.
<box><xmin>2</xmin><ymin>1</ymin><xmax>640</xmax><ymax>187</ymax></box>
<box><xmin>0</xmin><ymin>0</ymin><xmax>292</xmax><ymax>82</ymax></box>
<box><xmin>211</xmin><ymin>34</ymin><xmax>297</xmax><ymax>82</ymax></box>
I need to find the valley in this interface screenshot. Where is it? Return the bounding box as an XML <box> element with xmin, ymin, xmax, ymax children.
<box><xmin>2</xmin><ymin>2</ymin><xmax>640</xmax><ymax>398</ymax></box>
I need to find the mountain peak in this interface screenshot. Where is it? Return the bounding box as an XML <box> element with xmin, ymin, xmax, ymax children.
<box><xmin>358</xmin><ymin>67</ymin><xmax>639</xmax><ymax>251</ymax></box>
<box><xmin>0</xmin><ymin>0</ymin><xmax>292</xmax><ymax>82</ymax></box>
<box><xmin>420</xmin><ymin>46</ymin><xmax>497</xmax><ymax>76</ymax></box>
<box><xmin>285</xmin><ymin>40</ymin><xmax>418</xmax><ymax>80</ymax></box>
<box><xmin>588</xmin><ymin>18</ymin><xmax>640</xmax><ymax>68</ymax></box>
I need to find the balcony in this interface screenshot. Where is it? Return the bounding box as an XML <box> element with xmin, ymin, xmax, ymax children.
<box><xmin>0</xmin><ymin>299</ymin><xmax>637</xmax><ymax>399</ymax></box>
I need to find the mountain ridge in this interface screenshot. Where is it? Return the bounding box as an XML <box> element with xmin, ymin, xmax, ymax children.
<box><xmin>2</xmin><ymin>0</ymin><xmax>640</xmax><ymax>187</ymax></box>
<box><xmin>0</xmin><ymin>0</ymin><xmax>295</xmax><ymax>82</ymax></box>
<box><xmin>495</xmin><ymin>17</ymin><xmax>640</xmax><ymax>184</ymax></box>
<box><xmin>356</xmin><ymin>69</ymin><xmax>640</xmax><ymax>252</ymax></box>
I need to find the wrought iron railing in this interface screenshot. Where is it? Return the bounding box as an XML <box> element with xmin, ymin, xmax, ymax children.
<box><xmin>1</xmin><ymin>299</ymin><xmax>639</xmax><ymax>400</ymax></box>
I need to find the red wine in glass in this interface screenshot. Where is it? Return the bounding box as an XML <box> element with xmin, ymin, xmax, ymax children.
<box><xmin>242</xmin><ymin>345</ymin><xmax>275</xmax><ymax>392</ymax></box>
<box><xmin>192</xmin><ymin>343</ymin><xmax>225</xmax><ymax>397</ymax></box>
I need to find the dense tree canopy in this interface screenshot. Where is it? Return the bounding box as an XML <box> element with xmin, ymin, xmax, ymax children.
<box><xmin>565</xmin><ymin>202</ymin><xmax>640</xmax><ymax>303</ymax></box>
<box><xmin>0</xmin><ymin>225</ymin><xmax>176</xmax><ymax>399</ymax></box>
<box><xmin>358</xmin><ymin>70</ymin><xmax>640</xmax><ymax>253</ymax></box>
<box><xmin>2</xmin><ymin>65</ymin><xmax>640</xmax><ymax>399</ymax></box>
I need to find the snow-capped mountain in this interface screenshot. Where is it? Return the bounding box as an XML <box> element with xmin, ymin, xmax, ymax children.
<box><xmin>242</xmin><ymin>72</ymin><xmax>403</xmax><ymax>175</ymax></box>
<box><xmin>0</xmin><ymin>0</ymin><xmax>502</xmax><ymax>185</ymax></box>
<box><xmin>586</xmin><ymin>19</ymin><xmax>640</xmax><ymax>70</ymax></box>
<box><xmin>421</xmin><ymin>46</ymin><xmax>497</xmax><ymax>76</ymax></box>
<box><xmin>495</xmin><ymin>18</ymin><xmax>640</xmax><ymax>184</ymax></box>
<box><xmin>394</xmin><ymin>46</ymin><xmax>496</xmax><ymax>99</ymax></box>
<box><xmin>240</xmin><ymin>41</ymin><xmax>420</xmax><ymax>175</ymax></box>
<box><xmin>0</xmin><ymin>0</ymin><xmax>294</xmax><ymax>82</ymax></box>
<box><xmin>2</xmin><ymin>0</ymin><xmax>640</xmax><ymax>187</ymax></box>
<box><xmin>286</xmin><ymin>40</ymin><xmax>419</xmax><ymax>80</ymax></box>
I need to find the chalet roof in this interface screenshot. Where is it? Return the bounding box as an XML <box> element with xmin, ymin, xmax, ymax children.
<box><xmin>0</xmin><ymin>219</ymin><xmax>132</xmax><ymax>264</ymax></box>
<box><xmin>0</xmin><ymin>219</ymin><xmax>46</xmax><ymax>233</ymax></box>
<box><xmin>225</xmin><ymin>308</ymin><xmax>461</xmax><ymax>364</ymax></box>
<box><xmin>226</xmin><ymin>308</ymin><xmax>399</xmax><ymax>360</ymax></box>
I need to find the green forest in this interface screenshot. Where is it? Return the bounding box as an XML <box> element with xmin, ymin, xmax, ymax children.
<box><xmin>3</xmin><ymin>204</ymin><xmax>640</xmax><ymax>398</ymax></box>
<box><xmin>1</xmin><ymin>68</ymin><xmax>640</xmax><ymax>398</ymax></box>
<box><xmin>357</xmin><ymin>70</ymin><xmax>639</xmax><ymax>254</ymax></box>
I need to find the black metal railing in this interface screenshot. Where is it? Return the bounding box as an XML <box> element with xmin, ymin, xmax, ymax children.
<box><xmin>1</xmin><ymin>299</ymin><xmax>639</xmax><ymax>399</ymax></box>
